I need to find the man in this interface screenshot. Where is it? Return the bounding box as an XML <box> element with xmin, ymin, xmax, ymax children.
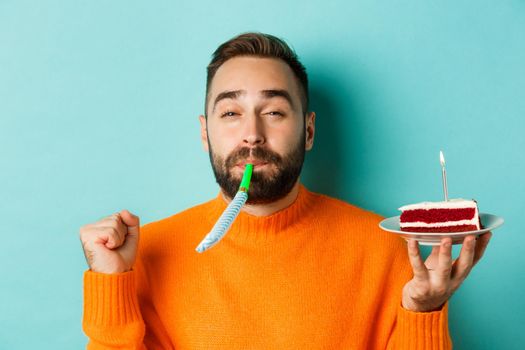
<box><xmin>80</xmin><ymin>32</ymin><xmax>491</xmax><ymax>349</ymax></box>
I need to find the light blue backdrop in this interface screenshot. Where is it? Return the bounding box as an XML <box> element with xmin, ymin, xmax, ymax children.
<box><xmin>1</xmin><ymin>1</ymin><xmax>524</xmax><ymax>348</ymax></box>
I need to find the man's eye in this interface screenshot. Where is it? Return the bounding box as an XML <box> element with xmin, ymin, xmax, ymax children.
<box><xmin>221</xmin><ymin>111</ymin><xmax>238</xmax><ymax>118</ymax></box>
<box><xmin>267</xmin><ymin>111</ymin><xmax>283</xmax><ymax>117</ymax></box>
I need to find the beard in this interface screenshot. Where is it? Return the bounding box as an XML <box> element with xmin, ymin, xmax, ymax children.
<box><xmin>208</xmin><ymin>131</ymin><xmax>305</xmax><ymax>204</ymax></box>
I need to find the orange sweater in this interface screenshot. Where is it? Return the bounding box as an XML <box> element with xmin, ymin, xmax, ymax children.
<box><xmin>83</xmin><ymin>184</ymin><xmax>451</xmax><ymax>349</ymax></box>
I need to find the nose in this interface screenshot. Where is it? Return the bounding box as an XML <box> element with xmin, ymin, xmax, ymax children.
<box><xmin>242</xmin><ymin>114</ymin><xmax>265</xmax><ymax>146</ymax></box>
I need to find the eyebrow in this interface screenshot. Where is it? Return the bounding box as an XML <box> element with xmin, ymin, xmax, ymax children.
<box><xmin>260</xmin><ymin>89</ymin><xmax>294</xmax><ymax>108</ymax></box>
<box><xmin>212</xmin><ymin>90</ymin><xmax>244</xmax><ymax>112</ymax></box>
<box><xmin>212</xmin><ymin>89</ymin><xmax>295</xmax><ymax>112</ymax></box>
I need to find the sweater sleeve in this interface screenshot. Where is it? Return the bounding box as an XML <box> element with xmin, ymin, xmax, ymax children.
<box><xmin>383</xmin><ymin>236</ymin><xmax>453</xmax><ymax>349</ymax></box>
<box><xmin>82</xmin><ymin>263</ymin><xmax>174</xmax><ymax>349</ymax></box>
<box><xmin>377</xmin><ymin>224</ymin><xmax>453</xmax><ymax>349</ymax></box>
<box><xmin>387</xmin><ymin>302</ymin><xmax>452</xmax><ymax>349</ymax></box>
<box><xmin>82</xmin><ymin>270</ymin><xmax>147</xmax><ymax>349</ymax></box>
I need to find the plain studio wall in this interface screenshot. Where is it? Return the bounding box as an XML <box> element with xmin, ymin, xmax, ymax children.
<box><xmin>0</xmin><ymin>1</ymin><xmax>523</xmax><ymax>348</ymax></box>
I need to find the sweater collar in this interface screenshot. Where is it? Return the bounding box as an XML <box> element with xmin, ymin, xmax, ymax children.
<box><xmin>208</xmin><ymin>183</ymin><xmax>316</xmax><ymax>238</ymax></box>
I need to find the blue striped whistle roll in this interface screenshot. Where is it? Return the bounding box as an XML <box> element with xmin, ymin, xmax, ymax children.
<box><xmin>195</xmin><ymin>163</ymin><xmax>253</xmax><ymax>253</ymax></box>
<box><xmin>195</xmin><ymin>190</ymin><xmax>248</xmax><ymax>253</ymax></box>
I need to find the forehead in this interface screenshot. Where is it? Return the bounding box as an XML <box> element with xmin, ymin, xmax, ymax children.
<box><xmin>209</xmin><ymin>56</ymin><xmax>300</xmax><ymax>101</ymax></box>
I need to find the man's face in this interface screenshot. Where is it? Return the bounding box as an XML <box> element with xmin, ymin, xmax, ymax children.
<box><xmin>199</xmin><ymin>56</ymin><xmax>315</xmax><ymax>204</ymax></box>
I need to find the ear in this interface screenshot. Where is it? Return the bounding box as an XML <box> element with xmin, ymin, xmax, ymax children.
<box><xmin>305</xmin><ymin>111</ymin><xmax>316</xmax><ymax>151</ymax></box>
<box><xmin>199</xmin><ymin>115</ymin><xmax>209</xmax><ymax>152</ymax></box>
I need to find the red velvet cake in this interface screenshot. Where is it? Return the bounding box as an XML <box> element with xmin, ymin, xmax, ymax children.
<box><xmin>398</xmin><ymin>199</ymin><xmax>482</xmax><ymax>233</ymax></box>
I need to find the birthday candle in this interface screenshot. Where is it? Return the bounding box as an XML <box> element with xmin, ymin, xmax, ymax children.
<box><xmin>440</xmin><ymin>151</ymin><xmax>449</xmax><ymax>201</ymax></box>
<box><xmin>195</xmin><ymin>164</ymin><xmax>253</xmax><ymax>253</ymax></box>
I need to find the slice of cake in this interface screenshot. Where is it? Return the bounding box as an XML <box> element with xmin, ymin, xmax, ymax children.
<box><xmin>399</xmin><ymin>199</ymin><xmax>481</xmax><ymax>233</ymax></box>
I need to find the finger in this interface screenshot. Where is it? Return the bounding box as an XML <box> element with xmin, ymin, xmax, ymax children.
<box><xmin>99</xmin><ymin>227</ymin><xmax>124</xmax><ymax>249</ymax></box>
<box><xmin>99</xmin><ymin>213</ymin><xmax>121</xmax><ymax>222</ymax></box>
<box><xmin>98</xmin><ymin>223</ymin><xmax>126</xmax><ymax>247</ymax></box>
<box><xmin>436</xmin><ymin>237</ymin><xmax>453</xmax><ymax>282</ymax></box>
<box><xmin>425</xmin><ymin>245</ymin><xmax>441</xmax><ymax>270</ymax></box>
<box><xmin>81</xmin><ymin>226</ymin><xmax>123</xmax><ymax>249</ymax></box>
<box><xmin>451</xmin><ymin>235</ymin><xmax>476</xmax><ymax>284</ymax></box>
<box><xmin>120</xmin><ymin>209</ymin><xmax>140</xmax><ymax>236</ymax></box>
<box><xmin>119</xmin><ymin>228</ymin><xmax>140</xmax><ymax>264</ymax></box>
<box><xmin>95</xmin><ymin>214</ymin><xmax>127</xmax><ymax>244</ymax></box>
<box><xmin>473</xmin><ymin>231</ymin><xmax>492</xmax><ymax>265</ymax></box>
<box><xmin>407</xmin><ymin>239</ymin><xmax>428</xmax><ymax>281</ymax></box>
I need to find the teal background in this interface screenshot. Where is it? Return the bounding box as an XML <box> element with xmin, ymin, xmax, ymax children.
<box><xmin>1</xmin><ymin>0</ymin><xmax>524</xmax><ymax>348</ymax></box>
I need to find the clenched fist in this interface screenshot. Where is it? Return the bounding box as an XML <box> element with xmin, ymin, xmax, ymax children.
<box><xmin>79</xmin><ymin>210</ymin><xmax>140</xmax><ymax>274</ymax></box>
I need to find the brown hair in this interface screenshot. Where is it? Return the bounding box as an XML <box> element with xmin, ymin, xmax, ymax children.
<box><xmin>205</xmin><ymin>32</ymin><xmax>309</xmax><ymax>116</ymax></box>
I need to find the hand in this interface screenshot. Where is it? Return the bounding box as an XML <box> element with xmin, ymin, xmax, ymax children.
<box><xmin>402</xmin><ymin>232</ymin><xmax>492</xmax><ymax>312</ymax></box>
<box><xmin>79</xmin><ymin>210</ymin><xmax>140</xmax><ymax>274</ymax></box>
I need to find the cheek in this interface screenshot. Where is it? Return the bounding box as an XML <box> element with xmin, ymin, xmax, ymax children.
<box><xmin>207</xmin><ymin>126</ymin><xmax>238</xmax><ymax>158</ymax></box>
<box><xmin>268</xmin><ymin>125</ymin><xmax>302</xmax><ymax>152</ymax></box>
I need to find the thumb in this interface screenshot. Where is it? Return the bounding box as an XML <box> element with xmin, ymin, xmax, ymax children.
<box><xmin>119</xmin><ymin>209</ymin><xmax>140</xmax><ymax>236</ymax></box>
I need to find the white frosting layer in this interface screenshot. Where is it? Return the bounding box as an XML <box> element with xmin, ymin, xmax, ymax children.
<box><xmin>398</xmin><ymin>198</ymin><xmax>477</xmax><ymax>211</ymax></box>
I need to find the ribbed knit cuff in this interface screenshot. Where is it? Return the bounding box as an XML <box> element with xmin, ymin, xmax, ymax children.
<box><xmin>395</xmin><ymin>302</ymin><xmax>452</xmax><ymax>349</ymax></box>
<box><xmin>83</xmin><ymin>269</ymin><xmax>142</xmax><ymax>326</ymax></box>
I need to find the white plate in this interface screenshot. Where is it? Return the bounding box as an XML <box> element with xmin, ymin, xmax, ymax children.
<box><xmin>379</xmin><ymin>213</ymin><xmax>504</xmax><ymax>245</ymax></box>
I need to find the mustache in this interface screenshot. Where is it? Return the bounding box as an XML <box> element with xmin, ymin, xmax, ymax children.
<box><xmin>225</xmin><ymin>146</ymin><xmax>282</xmax><ymax>169</ymax></box>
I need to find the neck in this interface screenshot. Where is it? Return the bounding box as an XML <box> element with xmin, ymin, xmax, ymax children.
<box><xmin>220</xmin><ymin>180</ymin><xmax>301</xmax><ymax>217</ymax></box>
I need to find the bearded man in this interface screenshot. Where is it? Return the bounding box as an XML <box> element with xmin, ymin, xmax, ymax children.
<box><xmin>80</xmin><ymin>32</ymin><xmax>490</xmax><ymax>349</ymax></box>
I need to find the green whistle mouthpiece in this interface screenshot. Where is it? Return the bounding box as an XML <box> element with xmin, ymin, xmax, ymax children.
<box><xmin>239</xmin><ymin>164</ymin><xmax>253</xmax><ymax>192</ymax></box>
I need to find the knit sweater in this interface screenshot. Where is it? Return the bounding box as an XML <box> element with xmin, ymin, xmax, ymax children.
<box><xmin>83</xmin><ymin>184</ymin><xmax>452</xmax><ymax>349</ymax></box>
